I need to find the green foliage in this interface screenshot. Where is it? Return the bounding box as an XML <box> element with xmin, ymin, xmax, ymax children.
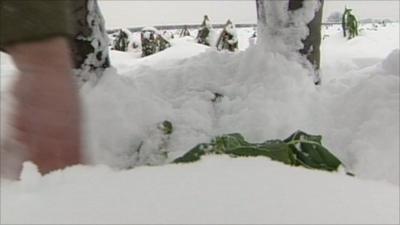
<box><xmin>174</xmin><ymin>131</ymin><xmax>343</xmax><ymax>172</ymax></box>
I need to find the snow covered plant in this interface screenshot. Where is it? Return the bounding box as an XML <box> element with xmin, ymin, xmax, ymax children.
<box><xmin>140</xmin><ymin>27</ymin><xmax>171</xmax><ymax>57</ymax></box>
<box><xmin>126</xmin><ymin>121</ymin><xmax>173</xmax><ymax>168</ymax></box>
<box><xmin>196</xmin><ymin>15</ymin><xmax>214</xmax><ymax>46</ymax></box>
<box><xmin>216</xmin><ymin>20</ymin><xmax>239</xmax><ymax>52</ymax></box>
<box><xmin>174</xmin><ymin>130</ymin><xmax>345</xmax><ymax>174</ymax></box>
<box><xmin>112</xmin><ymin>29</ymin><xmax>130</xmax><ymax>52</ymax></box>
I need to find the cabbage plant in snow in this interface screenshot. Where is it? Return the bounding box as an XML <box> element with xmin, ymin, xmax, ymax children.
<box><xmin>141</xmin><ymin>27</ymin><xmax>159</xmax><ymax>57</ymax></box>
<box><xmin>140</xmin><ymin>27</ymin><xmax>171</xmax><ymax>57</ymax></box>
<box><xmin>196</xmin><ymin>15</ymin><xmax>213</xmax><ymax>46</ymax></box>
<box><xmin>113</xmin><ymin>29</ymin><xmax>130</xmax><ymax>52</ymax></box>
<box><xmin>175</xmin><ymin>130</ymin><xmax>345</xmax><ymax>173</ymax></box>
<box><xmin>216</xmin><ymin>20</ymin><xmax>239</xmax><ymax>52</ymax></box>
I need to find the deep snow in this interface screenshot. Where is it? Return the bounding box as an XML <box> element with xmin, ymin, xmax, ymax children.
<box><xmin>1</xmin><ymin>157</ymin><xmax>398</xmax><ymax>224</ymax></box>
<box><xmin>82</xmin><ymin>23</ymin><xmax>399</xmax><ymax>184</ymax></box>
<box><xmin>1</xmin><ymin>21</ymin><xmax>399</xmax><ymax>224</ymax></box>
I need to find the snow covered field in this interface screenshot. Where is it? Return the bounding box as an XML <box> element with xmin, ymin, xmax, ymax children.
<box><xmin>1</xmin><ymin>22</ymin><xmax>399</xmax><ymax>224</ymax></box>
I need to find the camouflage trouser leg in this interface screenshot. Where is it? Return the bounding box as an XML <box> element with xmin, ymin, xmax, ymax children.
<box><xmin>289</xmin><ymin>0</ymin><xmax>324</xmax><ymax>71</ymax></box>
<box><xmin>256</xmin><ymin>0</ymin><xmax>267</xmax><ymax>26</ymax></box>
<box><xmin>71</xmin><ymin>0</ymin><xmax>93</xmax><ymax>70</ymax></box>
<box><xmin>70</xmin><ymin>0</ymin><xmax>110</xmax><ymax>85</ymax></box>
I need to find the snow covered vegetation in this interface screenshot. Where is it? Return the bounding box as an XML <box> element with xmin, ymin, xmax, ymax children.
<box><xmin>1</xmin><ymin>11</ymin><xmax>399</xmax><ymax>225</ymax></box>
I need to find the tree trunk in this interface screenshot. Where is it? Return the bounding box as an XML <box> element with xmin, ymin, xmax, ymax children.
<box><xmin>70</xmin><ymin>0</ymin><xmax>110</xmax><ymax>87</ymax></box>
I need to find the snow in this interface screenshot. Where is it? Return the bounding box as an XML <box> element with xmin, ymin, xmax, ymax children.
<box><xmin>382</xmin><ymin>49</ymin><xmax>400</xmax><ymax>76</ymax></box>
<box><xmin>142</xmin><ymin>26</ymin><xmax>159</xmax><ymax>34</ymax></box>
<box><xmin>258</xmin><ymin>0</ymin><xmax>320</xmax><ymax>56</ymax></box>
<box><xmin>1</xmin><ymin>156</ymin><xmax>398</xmax><ymax>224</ymax></box>
<box><xmin>1</xmin><ymin>17</ymin><xmax>399</xmax><ymax>225</ymax></box>
<box><xmin>204</xmin><ymin>17</ymin><xmax>212</xmax><ymax>28</ymax></box>
<box><xmin>108</xmin><ymin>37</ymin><xmax>209</xmax><ymax>75</ymax></box>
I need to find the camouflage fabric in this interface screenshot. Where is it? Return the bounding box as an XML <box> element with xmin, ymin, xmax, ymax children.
<box><xmin>174</xmin><ymin>131</ymin><xmax>343</xmax><ymax>172</ymax></box>
<box><xmin>70</xmin><ymin>0</ymin><xmax>110</xmax><ymax>85</ymax></box>
<box><xmin>0</xmin><ymin>0</ymin><xmax>73</xmax><ymax>48</ymax></box>
<box><xmin>289</xmin><ymin>0</ymin><xmax>324</xmax><ymax>71</ymax></box>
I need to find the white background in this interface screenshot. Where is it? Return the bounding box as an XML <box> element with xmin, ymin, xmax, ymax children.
<box><xmin>98</xmin><ymin>0</ymin><xmax>400</xmax><ymax>28</ymax></box>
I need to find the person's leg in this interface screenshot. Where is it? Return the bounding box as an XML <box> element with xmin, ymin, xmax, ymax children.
<box><xmin>70</xmin><ymin>0</ymin><xmax>110</xmax><ymax>85</ymax></box>
<box><xmin>1</xmin><ymin>0</ymin><xmax>82</xmax><ymax>177</ymax></box>
<box><xmin>289</xmin><ymin>0</ymin><xmax>324</xmax><ymax>84</ymax></box>
<box><xmin>256</xmin><ymin>0</ymin><xmax>267</xmax><ymax>26</ymax></box>
<box><xmin>5</xmin><ymin>37</ymin><xmax>81</xmax><ymax>175</ymax></box>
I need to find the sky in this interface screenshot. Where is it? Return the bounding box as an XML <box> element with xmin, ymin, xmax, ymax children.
<box><xmin>98</xmin><ymin>0</ymin><xmax>400</xmax><ymax>29</ymax></box>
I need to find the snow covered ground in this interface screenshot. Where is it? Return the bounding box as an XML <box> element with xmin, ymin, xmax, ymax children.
<box><xmin>1</xmin><ymin>157</ymin><xmax>398</xmax><ymax>224</ymax></box>
<box><xmin>1</xmin><ymin>22</ymin><xmax>399</xmax><ymax>224</ymax></box>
